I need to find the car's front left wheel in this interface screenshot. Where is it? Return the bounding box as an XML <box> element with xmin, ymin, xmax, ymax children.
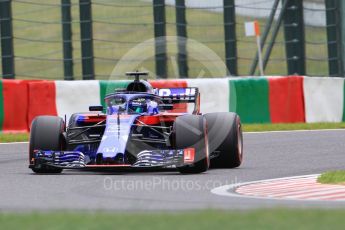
<box><xmin>29</xmin><ymin>116</ymin><xmax>65</xmax><ymax>174</ymax></box>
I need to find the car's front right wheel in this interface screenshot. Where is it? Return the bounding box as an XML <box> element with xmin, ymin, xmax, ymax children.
<box><xmin>174</xmin><ymin>115</ymin><xmax>209</xmax><ymax>174</ymax></box>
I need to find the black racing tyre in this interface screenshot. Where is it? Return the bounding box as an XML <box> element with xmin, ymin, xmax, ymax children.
<box><xmin>29</xmin><ymin>116</ymin><xmax>65</xmax><ymax>174</ymax></box>
<box><xmin>204</xmin><ymin>112</ymin><xmax>243</xmax><ymax>168</ymax></box>
<box><xmin>66</xmin><ymin>113</ymin><xmax>81</xmax><ymax>139</ymax></box>
<box><xmin>66</xmin><ymin>112</ymin><xmax>102</xmax><ymax>148</ymax></box>
<box><xmin>68</xmin><ymin>113</ymin><xmax>79</xmax><ymax>130</ymax></box>
<box><xmin>174</xmin><ymin>115</ymin><xmax>209</xmax><ymax>174</ymax></box>
<box><xmin>67</xmin><ymin>112</ymin><xmax>98</xmax><ymax>130</ymax></box>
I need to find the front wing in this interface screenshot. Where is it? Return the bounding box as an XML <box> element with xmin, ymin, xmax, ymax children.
<box><xmin>30</xmin><ymin>149</ymin><xmax>189</xmax><ymax>170</ymax></box>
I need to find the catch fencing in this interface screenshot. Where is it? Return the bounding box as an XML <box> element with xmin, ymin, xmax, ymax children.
<box><xmin>0</xmin><ymin>0</ymin><xmax>340</xmax><ymax>80</ymax></box>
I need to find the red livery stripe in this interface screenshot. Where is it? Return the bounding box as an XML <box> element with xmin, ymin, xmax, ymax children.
<box><xmin>85</xmin><ymin>164</ymin><xmax>132</xmax><ymax>168</ymax></box>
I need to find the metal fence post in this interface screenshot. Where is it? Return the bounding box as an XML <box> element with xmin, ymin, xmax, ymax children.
<box><xmin>223</xmin><ymin>0</ymin><xmax>237</xmax><ymax>76</ymax></box>
<box><xmin>175</xmin><ymin>0</ymin><xmax>188</xmax><ymax>78</ymax></box>
<box><xmin>340</xmin><ymin>1</ymin><xmax>345</xmax><ymax>77</ymax></box>
<box><xmin>0</xmin><ymin>0</ymin><xmax>15</xmax><ymax>79</ymax></box>
<box><xmin>153</xmin><ymin>0</ymin><xmax>167</xmax><ymax>78</ymax></box>
<box><xmin>327</xmin><ymin>0</ymin><xmax>343</xmax><ymax>77</ymax></box>
<box><xmin>61</xmin><ymin>0</ymin><xmax>74</xmax><ymax>80</ymax></box>
<box><xmin>249</xmin><ymin>0</ymin><xmax>280</xmax><ymax>76</ymax></box>
<box><xmin>262</xmin><ymin>0</ymin><xmax>288</xmax><ymax>71</ymax></box>
<box><xmin>282</xmin><ymin>0</ymin><xmax>306</xmax><ymax>75</ymax></box>
<box><xmin>79</xmin><ymin>0</ymin><xmax>94</xmax><ymax>80</ymax></box>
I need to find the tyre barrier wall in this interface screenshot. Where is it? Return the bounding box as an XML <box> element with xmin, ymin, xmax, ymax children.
<box><xmin>0</xmin><ymin>76</ymin><xmax>344</xmax><ymax>132</ymax></box>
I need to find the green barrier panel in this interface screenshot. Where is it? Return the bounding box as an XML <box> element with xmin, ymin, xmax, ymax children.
<box><xmin>229</xmin><ymin>78</ymin><xmax>270</xmax><ymax>123</ymax></box>
<box><xmin>99</xmin><ymin>81</ymin><xmax>130</xmax><ymax>108</ymax></box>
<box><xmin>343</xmin><ymin>80</ymin><xmax>345</xmax><ymax>122</ymax></box>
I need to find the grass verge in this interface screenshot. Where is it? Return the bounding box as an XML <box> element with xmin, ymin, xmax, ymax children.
<box><xmin>243</xmin><ymin>122</ymin><xmax>345</xmax><ymax>132</ymax></box>
<box><xmin>0</xmin><ymin>122</ymin><xmax>344</xmax><ymax>143</ymax></box>
<box><xmin>318</xmin><ymin>171</ymin><xmax>345</xmax><ymax>185</ymax></box>
<box><xmin>0</xmin><ymin>133</ymin><xmax>29</xmax><ymax>143</ymax></box>
<box><xmin>1</xmin><ymin>209</ymin><xmax>345</xmax><ymax>230</ymax></box>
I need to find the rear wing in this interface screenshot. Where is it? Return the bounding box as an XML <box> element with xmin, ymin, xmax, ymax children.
<box><xmin>156</xmin><ymin>87</ymin><xmax>200</xmax><ymax>114</ymax></box>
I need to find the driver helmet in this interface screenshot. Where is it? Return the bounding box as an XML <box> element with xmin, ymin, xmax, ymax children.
<box><xmin>129</xmin><ymin>99</ymin><xmax>147</xmax><ymax>113</ymax></box>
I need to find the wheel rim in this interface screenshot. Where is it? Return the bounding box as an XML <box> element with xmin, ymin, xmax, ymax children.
<box><xmin>204</xmin><ymin>119</ymin><xmax>210</xmax><ymax>168</ymax></box>
<box><xmin>237</xmin><ymin>122</ymin><xmax>243</xmax><ymax>161</ymax></box>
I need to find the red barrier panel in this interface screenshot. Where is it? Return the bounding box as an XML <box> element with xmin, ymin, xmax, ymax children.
<box><xmin>28</xmin><ymin>81</ymin><xmax>57</xmax><ymax>128</ymax></box>
<box><xmin>149</xmin><ymin>80</ymin><xmax>188</xmax><ymax>113</ymax></box>
<box><xmin>268</xmin><ymin>76</ymin><xmax>305</xmax><ymax>123</ymax></box>
<box><xmin>1</xmin><ymin>80</ymin><xmax>31</xmax><ymax>132</ymax></box>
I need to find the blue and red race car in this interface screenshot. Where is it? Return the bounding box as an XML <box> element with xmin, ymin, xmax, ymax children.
<box><xmin>29</xmin><ymin>72</ymin><xmax>243</xmax><ymax>174</ymax></box>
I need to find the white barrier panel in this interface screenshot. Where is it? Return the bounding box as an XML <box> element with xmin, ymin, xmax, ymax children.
<box><xmin>55</xmin><ymin>80</ymin><xmax>101</xmax><ymax>123</ymax></box>
<box><xmin>303</xmin><ymin>77</ymin><xmax>344</xmax><ymax>123</ymax></box>
<box><xmin>186</xmin><ymin>78</ymin><xmax>229</xmax><ymax>114</ymax></box>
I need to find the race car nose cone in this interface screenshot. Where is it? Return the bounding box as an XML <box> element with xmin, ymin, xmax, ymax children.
<box><xmin>95</xmin><ymin>153</ymin><xmax>125</xmax><ymax>165</ymax></box>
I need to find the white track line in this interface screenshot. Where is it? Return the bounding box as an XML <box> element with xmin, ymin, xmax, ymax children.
<box><xmin>245</xmin><ymin>129</ymin><xmax>345</xmax><ymax>134</ymax></box>
<box><xmin>210</xmin><ymin>174</ymin><xmax>345</xmax><ymax>202</ymax></box>
<box><xmin>0</xmin><ymin>141</ymin><xmax>28</xmax><ymax>145</ymax></box>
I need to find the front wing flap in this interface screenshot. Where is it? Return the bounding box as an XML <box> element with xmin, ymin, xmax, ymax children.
<box><xmin>32</xmin><ymin>151</ymin><xmax>86</xmax><ymax>169</ymax></box>
<box><xmin>31</xmin><ymin>149</ymin><xmax>187</xmax><ymax>169</ymax></box>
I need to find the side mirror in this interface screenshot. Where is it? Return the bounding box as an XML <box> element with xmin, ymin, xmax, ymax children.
<box><xmin>89</xmin><ymin>105</ymin><xmax>104</xmax><ymax>112</ymax></box>
<box><xmin>158</xmin><ymin>104</ymin><xmax>174</xmax><ymax>110</ymax></box>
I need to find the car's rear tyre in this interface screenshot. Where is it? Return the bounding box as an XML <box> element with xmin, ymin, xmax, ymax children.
<box><xmin>66</xmin><ymin>113</ymin><xmax>80</xmax><ymax>141</ymax></box>
<box><xmin>204</xmin><ymin>112</ymin><xmax>243</xmax><ymax>168</ymax></box>
<box><xmin>67</xmin><ymin>112</ymin><xmax>98</xmax><ymax>129</ymax></box>
<box><xmin>68</xmin><ymin>113</ymin><xmax>79</xmax><ymax>129</ymax></box>
<box><xmin>174</xmin><ymin>115</ymin><xmax>209</xmax><ymax>174</ymax></box>
<box><xmin>29</xmin><ymin>116</ymin><xmax>65</xmax><ymax>174</ymax></box>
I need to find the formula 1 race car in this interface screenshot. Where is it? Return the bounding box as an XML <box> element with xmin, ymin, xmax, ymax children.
<box><xmin>29</xmin><ymin>72</ymin><xmax>243</xmax><ymax>174</ymax></box>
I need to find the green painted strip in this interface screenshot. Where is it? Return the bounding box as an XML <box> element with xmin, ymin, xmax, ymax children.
<box><xmin>343</xmin><ymin>80</ymin><xmax>345</xmax><ymax>122</ymax></box>
<box><xmin>229</xmin><ymin>78</ymin><xmax>270</xmax><ymax>123</ymax></box>
<box><xmin>229</xmin><ymin>80</ymin><xmax>237</xmax><ymax>113</ymax></box>
<box><xmin>0</xmin><ymin>81</ymin><xmax>3</xmax><ymax>130</ymax></box>
<box><xmin>99</xmin><ymin>80</ymin><xmax>130</xmax><ymax>108</ymax></box>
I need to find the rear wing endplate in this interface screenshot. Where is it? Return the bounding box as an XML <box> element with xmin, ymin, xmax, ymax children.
<box><xmin>156</xmin><ymin>87</ymin><xmax>200</xmax><ymax>113</ymax></box>
<box><xmin>157</xmin><ymin>87</ymin><xmax>197</xmax><ymax>103</ymax></box>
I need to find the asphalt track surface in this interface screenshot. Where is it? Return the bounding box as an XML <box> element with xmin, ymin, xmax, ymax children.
<box><xmin>1</xmin><ymin>130</ymin><xmax>345</xmax><ymax>211</ymax></box>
